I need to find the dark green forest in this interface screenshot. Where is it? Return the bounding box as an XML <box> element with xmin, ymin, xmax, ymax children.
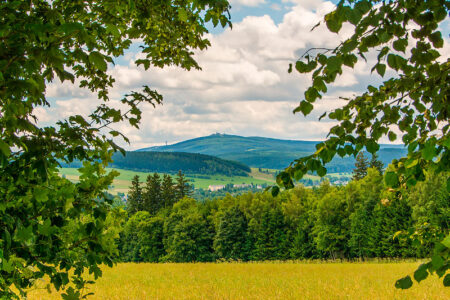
<box><xmin>61</xmin><ymin>151</ymin><xmax>251</xmax><ymax>176</ymax></box>
<box><xmin>118</xmin><ymin>168</ymin><xmax>449</xmax><ymax>263</ymax></box>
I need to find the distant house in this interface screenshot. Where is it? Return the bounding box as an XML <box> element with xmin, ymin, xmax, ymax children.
<box><xmin>233</xmin><ymin>184</ymin><xmax>251</xmax><ymax>189</ymax></box>
<box><xmin>208</xmin><ymin>185</ymin><xmax>225</xmax><ymax>192</ymax></box>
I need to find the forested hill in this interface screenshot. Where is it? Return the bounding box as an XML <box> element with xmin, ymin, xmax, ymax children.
<box><xmin>138</xmin><ymin>134</ymin><xmax>406</xmax><ymax>172</ymax></box>
<box><xmin>60</xmin><ymin>151</ymin><xmax>251</xmax><ymax>176</ymax></box>
<box><xmin>110</xmin><ymin>151</ymin><xmax>250</xmax><ymax>176</ymax></box>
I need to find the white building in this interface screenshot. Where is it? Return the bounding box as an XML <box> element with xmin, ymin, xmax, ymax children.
<box><xmin>233</xmin><ymin>184</ymin><xmax>251</xmax><ymax>189</ymax></box>
<box><xmin>208</xmin><ymin>185</ymin><xmax>225</xmax><ymax>192</ymax></box>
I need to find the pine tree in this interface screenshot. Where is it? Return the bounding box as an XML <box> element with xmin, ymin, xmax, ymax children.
<box><xmin>352</xmin><ymin>152</ymin><xmax>369</xmax><ymax>181</ymax></box>
<box><xmin>175</xmin><ymin>170</ymin><xmax>193</xmax><ymax>200</ymax></box>
<box><xmin>161</xmin><ymin>174</ymin><xmax>176</xmax><ymax>208</ymax></box>
<box><xmin>127</xmin><ymin>175</ymin><xmax>143</xmax><ymax>215</ymax></box>
<box><xmin>143</xmin><ymin>173</ymin><xmax>162</xmax><ymax>215</ymax></box>
<box><xmin>369</xmin><ymin>153</ymin><xmax>384</xmax><ymax>174</ymax></box>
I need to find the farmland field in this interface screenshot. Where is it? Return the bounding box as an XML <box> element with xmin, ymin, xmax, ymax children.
<box><xmin>59</xmin><ymin>167</ymin><xmax>340</xmax><ymax>194</ymax></box>
<box><xmin>59</xmin><ymin>168</ymin><xmax>275</xmax><ymax>193</ymax></box>
<box><xmin>28</xmin><ymin>262</ymin><xmax>449</xmax><ymax>299</ymax></box>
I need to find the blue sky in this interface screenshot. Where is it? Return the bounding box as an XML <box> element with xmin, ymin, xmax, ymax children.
<box><xmin>40</xmin><ymin>0</ymin><xmax>449</xmax><ymax>150</ymax></box>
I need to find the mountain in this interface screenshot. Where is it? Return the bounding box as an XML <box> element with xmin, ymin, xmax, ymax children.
<box><xmin>61</xmin><ymin>151</ymin><xmax>251</xmax><ymax>176</ymax></box>
<box><xmin>138</xmin><ymin>133</ymin><xmax>407</xmax><ymax>172</ymax></box>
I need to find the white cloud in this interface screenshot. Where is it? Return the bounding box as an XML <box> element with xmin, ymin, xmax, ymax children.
<box><xmin>43</xmin><ymin>0</ymin><xmax>398</xmax><ymax>149</ymax></box>
<box><xmin>230</xmin><ymin>0</ymin><xmax>266</xmax><ymax>7</ymax></box>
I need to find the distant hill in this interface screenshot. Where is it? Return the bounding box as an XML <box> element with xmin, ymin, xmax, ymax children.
<box><xmin>138</xmin><ymin>134</ymin><xmax>407</xmax><ymax>172</ymax></box>
<box><xmin>61</xmin><ymin>151</ymin><xmax>251</xmax><ymax>176</ymax></box>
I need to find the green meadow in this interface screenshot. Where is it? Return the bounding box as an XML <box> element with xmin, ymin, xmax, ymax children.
<box><xmin>59</xmin><ymin>167</ymin><xmax>276</xmax><ymax>193</ymax></box>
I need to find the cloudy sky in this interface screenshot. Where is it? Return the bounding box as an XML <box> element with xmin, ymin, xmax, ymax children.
<box><xmin>41</xmin><ymin>0</ymin><xmax>449</xmax><ymax>150</ymax></box>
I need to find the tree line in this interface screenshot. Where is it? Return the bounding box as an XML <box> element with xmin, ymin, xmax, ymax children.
<box><xmin>118</xmin><ymin>163</ymin><xmax>448</xmax><ymax>263</ymax></box>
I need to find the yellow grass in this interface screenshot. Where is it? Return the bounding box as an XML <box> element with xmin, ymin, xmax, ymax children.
<box><xmin>28</xmin><ymin>262</ymin><xmax>449</xmax><ymax>300</ymax></box>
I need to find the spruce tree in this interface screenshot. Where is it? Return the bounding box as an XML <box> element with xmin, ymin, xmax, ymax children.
<box><xmin>143</xmin><ymin>173</ymin><xmax>162</xmax><ymax>215</ymax></box>
<box><xmin>127</xmin><ymin>175</ymin><xmax>143</xmax><ymax>215</ymax></box>
<box><xmin>352</xmin><ymin>152</ymin><xmax>369</xmax><ymax>181</ymax></box>
<box><xmin>161</xmin><ymin>174</ymin><xmax>176</xmax><ymax>208</ymax></box>
<box><xmin>175</xmin><ymin>170</ymin><xmax>193</xmax><ymax>200</ymax></box>
<box><xmin>369</xmin><ymin>153</ymin><xmax>384</xmax><ymax>174</ymax></box>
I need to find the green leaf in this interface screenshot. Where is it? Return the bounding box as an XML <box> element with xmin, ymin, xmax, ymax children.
<box><xmin>0</xmin><ymin>140</ymin><xmax>10</xmax><ymax>157</ymax></box>
<box><xmin>387</xmin><ymin>54</ymin><xmax>397</xmax><ymax>70</ymax></box>
<box><xmin>271</xmin><ymin>186</ymin><xmax>280</xmax><ymax>197</ymax></box>
<box><xmin>404</xmin><ymin>159</ymin><xmax>418</xmax><ymax>169</ymax></box>
<box><xmin>388</xmin><ymin>131</ymin><xmax>397</xmax><ymax>141</ymax></box>
<box><xmin>305</xmin><ymin>87</ymin><xmax>320</xmax><ymax>102</ymax></box>
<box><xmin>429</xmin><ymin>31</ymin><xmax>443</xmax><ymax>48</ymax></box>
<box><xmin>178</xmin><ymin>8</ymin><xmax>188</xmax><ymax>22</ymax></box>
<box><xmin>341</xmin><ymin>39</ymin><xmax>358</xmax><ymax>53</ymax></box>
<box><xmin>295</xmin><ymin>61</ymin><xmax>317</xmax><ymax>73</ymax></box>
<box><xmin>15</xmin><ymin>225</ymin><xmax>33</xmax><ymax>243</ymax></box>
<box><xmin>294</xmin><ymin>101</ymin><xmax>314</xmax><ymax>116</ymax></box>
<box><xmin>395</xmin><ymin>276</ymin><xmax>413</xmax><ymax>289</ymax></box>
<box><xmin>317</xmin><ymin>166</ymin><xmax>327</xmax><ymax>177</ymax></box>
<box><xmin>294</xmin><ymin>169</ymin><xmax>304</xmax><ymax>181</ymax></box>
<box><xmin>444</xmin><ymin>274</ymin><xmax>450</xmax><ymax>287</ymax></box>
<box><xmin>62</xmin><ymin>287</ymin><xmax>81</xmax><ymax>300</ymax></box>
<box><xmin>375</xmin><ymin>64</ymin><xmax>386</xmax><ymax>77</ymax></box>
<box><xmin>34</xmin><ymin>188</ymin><xmax>48</xmax><ymax>202</ymax></box>
<box><xmin>366</xmin><ymin>140</ymin><xmax>379</xmax><ymax>154</ymax></box>
<box><xmin>431</xmin><ymin>255</ymin><xmax>444</xmax><ymax>269</ymax></box>
<box><xmin>1</xmin><ymin>259</ymin><xmax>14</xmax><ymax>273</ymax></box>
<box><xmin>325</xmin><ymin>11</ymin><xmax>342</xmax><ymax>33</ymax></box>
<box><xmin>355</xmin><ymin>0</ymin><xmax>371</xmax><ymax>15</ymax></box>
<box><xmin>413</xmin><ymin>264</ymin><xmax>428</xmax><ymax>283</ymax></box>
<box><xmin>385</xmin><ymin>172</ymin><xmax>399</xmax><ymax>187</ymax></box>
<box><xmin>441</xmin><ymin>234</ymin><xmax>450</xmax><ymax>248</ymax></box>
<box><xmin>422</xmin><ymin>140</ymin><xmax>436</xmax><ymax>160</ymax></box>
<box><xmin>38</xmin><ymin>219</ymin><xmax>55</xmax><ymax>237</ymax></box>
<box><xmin>393</xmin><ymin>39</ymin><xmax>408</xmax><ymax>53</ymax></box>
<box><xmin>89</xmin><ymin>52</ymin><xmax>107</xmax><ymax>72</ymax></box>
<box><xmin>327</xmin><ymin>56</ymin><xmax>342</xmax><ymax>73</ymax></box>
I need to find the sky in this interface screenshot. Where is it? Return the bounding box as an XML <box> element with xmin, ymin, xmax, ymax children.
<box><xmin>40</xmin><ymin>0</ymin><xmax>449</xmax><ymax>150</ymax></box>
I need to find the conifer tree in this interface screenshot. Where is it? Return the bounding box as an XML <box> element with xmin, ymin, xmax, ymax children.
<box><xmin>175</xmin><ymin>170</ymin><xmax>193</xmax><ymax>200</ymax></box>
<box><xmin>369</xmin><ymin>153</ymin><xmax>384</xmax><ymax>174</ymax></box>
<box><xmin>127</xmin><ymin>175</ymin><xmax>143</xmax><ymax>215</ymax></box>
<box><xmin>143</xmin><ymin>173</ymin><xmax>162</xmax><ymax>215</ymax></box>
<box><xmin>161</xmin><ymin>174</ymin><xmax>176</xmax><ymax>208</ymax></box>
<box><xmin>352</xmin><ymin>152</ymin><xmax>369</xmax><ymax>181</ymax></box>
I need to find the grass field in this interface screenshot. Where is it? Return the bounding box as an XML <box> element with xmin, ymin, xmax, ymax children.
<box><xmin>59</xmin><ymin>168</ymin><xmax>275</xmax><ymax>193</ymax></box>
<box><xmin>27</xmin><ymin>262</ymin><xmax>449</xmax><ymax>299</ymax></box>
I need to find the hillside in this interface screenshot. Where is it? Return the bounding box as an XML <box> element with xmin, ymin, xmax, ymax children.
<box><xmin>138</xmin><ymin>133</ymin><xmax>406</xmax><ymax>172</ymax></box>
<box><xmin>61</xmin><ymin>151</ymin><xmax>251</xmax><ymax>176</ymax></box>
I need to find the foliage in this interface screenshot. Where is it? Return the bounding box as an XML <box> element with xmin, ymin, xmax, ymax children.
<box><xmin>213</xmin><ymin>205</ymin><xmax>249</xmax><ymax>260</ymax></box>
<box><xmin>143</xmin><ymin>173</ymin><xmax>162</xmax><ymax>215</ymax></box>
<box><xmin>370</xmin><ymin>153</ymin><xmax>384</xmax><ymax>174</ymax></box>
<box><xmin>101</xmin><ymin>151</ymin><xmax>251</xmax><ymax>176</ymax></box>
<box><xmin>280</xmin><ymin>0</ymin><xmax>449</xmax><ymax>288</ymax></box>
<box><xmin>127</xmin><ymin>175</ymin><xmax>143</xmax><ymax>215</ymax></box>
<box><xmin>353</xmin><ymin>152</ymin><xmax>369</xmax><ymax>180</ymax></box>
<box><xmin>175</xmin><ymin>170</ymin><xmax>194</xmax><ymax>200</ymax></box>
<box><xmin>118</xmin><ymin>170</ymin><xmax>448</xmax><ymax>264</ymax></box>
<box><xmin>0</xmin><ymin>0</ymin><xmax>230</xmax><ymax>298</ymax></box>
